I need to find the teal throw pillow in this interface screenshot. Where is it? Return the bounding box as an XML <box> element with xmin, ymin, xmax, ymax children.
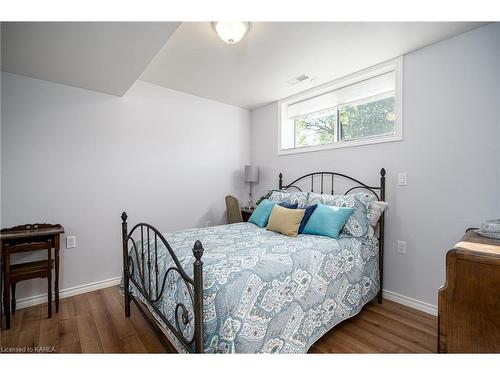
<box><xmin>302</xmin><ymin>203</ymin><xmax>354</xmax><ymax>239</ymax></box>
<box><xmin>248</xmin><ymin>199</ymin><xmax>277</xmax><ymax>228</ymax></box>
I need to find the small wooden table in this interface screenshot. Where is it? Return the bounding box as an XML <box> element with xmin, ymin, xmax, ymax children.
<box><xmin>1</xmin><ymin>224</ymin><xmax>64</xmax><ymax>330</ymax></box>
<box><xmin>241</xmin><ymin>207</ymin><xmax>255</xmax><ymax>222</ymax></box>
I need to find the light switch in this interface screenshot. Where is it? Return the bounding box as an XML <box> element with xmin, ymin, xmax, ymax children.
<box><xmin>66</xmin><ymin>236</ymin><xmax>76</xmax><ymax>249</ymax></box>
<box><xmin>398</xmin><ymin>172</ymin><xmax>408</xmax><ymax>186</ymax></box>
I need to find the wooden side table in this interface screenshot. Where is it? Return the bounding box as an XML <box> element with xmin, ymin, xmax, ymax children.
<box><xmin>1</xmin><ymin>224</ymin><xmax>64</xmax><ymax>329</ymax></box>
<box><xmin>241</xmin><ymin>207</ymin><xmax>255</xmax><ymax>222</ymax></box>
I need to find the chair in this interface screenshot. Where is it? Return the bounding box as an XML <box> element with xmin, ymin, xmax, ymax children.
<box><xmin>2</xmin><ymin>239</ymin><xmax>53</xmax><ymax>322</ymax></box>
<box><xmin>225</xmin><ymin>195</ymin><xmax>243</xmax><ymax>224</ymax></box>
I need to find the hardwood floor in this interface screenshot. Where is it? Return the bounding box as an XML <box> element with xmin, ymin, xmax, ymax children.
<box><xmin>0</xmin><ymin>286</ymin><xmax>437</xmax><ymax>353</ymax></box>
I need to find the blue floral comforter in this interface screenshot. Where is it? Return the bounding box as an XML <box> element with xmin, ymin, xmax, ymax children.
<box><xmin>123</xmin><ymin>222</ymin><xmax>379</xmax><ymax>353</ymax></box>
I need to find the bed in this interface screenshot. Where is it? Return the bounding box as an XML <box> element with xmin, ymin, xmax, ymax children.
<box><xmin>120</xmin><ymin>169</ymin><xmax>386</xmax><ymax>353</ymax></box>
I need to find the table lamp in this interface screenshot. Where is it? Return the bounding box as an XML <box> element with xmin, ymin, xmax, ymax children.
<box><xmin>244</xmin><ymin>165</ymin><xmax>259</xmax><ymax>209</ymax></box>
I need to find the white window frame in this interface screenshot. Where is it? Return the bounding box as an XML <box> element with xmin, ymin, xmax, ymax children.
<box><xmin>278</xmin><ymin>57</ymin><xmax>403</xmax><ymax>155</ymax></box>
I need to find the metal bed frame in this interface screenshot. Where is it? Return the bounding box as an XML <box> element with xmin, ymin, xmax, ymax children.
<box><xmin>121</xmin><ymin>168</ymin><xmax>386</xmax><ymax>353</ymax></box>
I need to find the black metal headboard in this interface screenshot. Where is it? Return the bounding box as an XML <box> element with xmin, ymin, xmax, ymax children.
<box><xmin>278</xmin><ymin>168</ymin><xmax>386</xmax><ymax>304</ymax></box>
<box><xmin>279</xmin><ymin>168</ymin><xmax>386</xmax><ymax>201</ymax></box>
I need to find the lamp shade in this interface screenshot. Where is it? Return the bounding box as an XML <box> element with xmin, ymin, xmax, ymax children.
<box><xmin>244</xmin><ymin>165</ymin><xmax>259</xmax><ymax>183</ymax></box>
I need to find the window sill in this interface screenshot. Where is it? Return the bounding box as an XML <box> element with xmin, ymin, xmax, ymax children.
<box><xmin>277</xmin><ymin>134</ymin><xmax>403</xmax><ymax>156</ymax></box>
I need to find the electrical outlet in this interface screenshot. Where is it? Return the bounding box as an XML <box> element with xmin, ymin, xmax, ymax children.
<box><xmin>397</xmin><ymin>240</ymin><xmax>407</xmax><ymax>254</ymax></box>
<box><xmin>398</xmin><ymin>172</ymin><xmax>408</xmax><ymax>186</ymax></box>
<box><xmin>66</xmin><ymin>236</ymin><xmax>76</xmax><ymax>249</ymax></box>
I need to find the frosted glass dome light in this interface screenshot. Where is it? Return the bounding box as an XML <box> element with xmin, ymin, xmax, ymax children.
<box><xmin>212</xmin><ymin>22</ymin><xmax>249</xmax><ymax>44</ymax></box>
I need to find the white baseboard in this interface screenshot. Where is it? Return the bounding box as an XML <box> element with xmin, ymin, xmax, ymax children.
<box><xmin>15</xmin><ymin>276</ymin><xmax>122</xmax><ymax>310</ymax></box>
<box><xmin>383</xmin><ymin>289</ymin><xmax>438</xmax><ymax>316</ymax></box>
<box><xmin>14</xmin><ymin>277</ymin><xmax>438</xmax><ymax>317</ymax></box>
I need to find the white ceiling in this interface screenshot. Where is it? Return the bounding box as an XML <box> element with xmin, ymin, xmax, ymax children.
<box><xmin>1</xmin><ymin>22</ymin><xmax>486</xmax><ymax>107</ymax></box>
<box><xmin>140</xmin><ymin>22</ymin><xmax>485</xmax><ymax>109</ymax></box>
<box><xmin>1</xmin><ymin>22</ymin><xmax>180</xmax><ymax>96</ymax></box>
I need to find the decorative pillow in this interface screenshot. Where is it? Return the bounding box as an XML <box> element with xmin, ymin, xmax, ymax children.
<box><xmin>367</xmin><ymin>201</ymin><xmax>388</xmax><ymax>237</ymax></box>
<box><xmin>298</xmin><ymin>204</ymin><xmax>317</xmax><ymax>234</ymax></box>
<box><xmin>268</xmin><ymin>190</ymin><xmax>309</xmax><ymax>209</ymax></box>
<box><xmin>302</xmin><ymin>204</ymin><xmax>354</xmax><ymax>239</ymax></box>
<box><xmin>248</xmin><ymin>199</ymin><xmax>276</xmax><ymax>228</ymax></box>
<box><xmin>266</xmin><ymin>205</ymin><xmax>305</xmax><ymax>237</ymax></box>
<box><xmin>307</xmin><ymin>192</ymin><xmax>375</xmax><ymax>237</ymax></box>
<box><xmin>278</xmin><ymin>202</ymin><xmax>299</xmax><ymax>209</ymax></box>
<box><xmin>368</xmin><ymin>201</ymin><xmax>388</xmax><ymax>227</ymax></box>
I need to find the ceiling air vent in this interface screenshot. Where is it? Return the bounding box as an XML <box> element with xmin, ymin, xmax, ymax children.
<box><xmin>287</xmin><ymin>74</ymin><xmax>309</xmax><ymax>85</ymax></box>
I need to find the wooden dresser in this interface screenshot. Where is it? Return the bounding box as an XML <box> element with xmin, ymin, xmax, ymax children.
<box><xmin>438</xmin><ymin>229</ymin><xmax>500</xmax><ymax>353</ymax></box>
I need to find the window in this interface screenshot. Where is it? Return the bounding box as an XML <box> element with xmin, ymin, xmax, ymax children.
<box><xmin>279</xmin><ymin>57</ymin><xmax>403</xmax><ymax>154</ymax></box>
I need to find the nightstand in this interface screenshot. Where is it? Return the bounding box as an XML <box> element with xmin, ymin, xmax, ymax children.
<box><xmin>241</xmin><ymin>207</ymin><xmax>255</xmax><ymax>222</ymax></box>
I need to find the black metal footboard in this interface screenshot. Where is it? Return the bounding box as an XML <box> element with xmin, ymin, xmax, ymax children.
<box><xmin>121</xmin><ymin>212</ymin><xmax>204</xmax><ymax>353</ymax></box>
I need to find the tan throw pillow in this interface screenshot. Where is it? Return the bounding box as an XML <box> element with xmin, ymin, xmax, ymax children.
<box><xmin>266</xmin><ymin>205</ymin><xmax>305</xmax><ymax>237</ymax></box>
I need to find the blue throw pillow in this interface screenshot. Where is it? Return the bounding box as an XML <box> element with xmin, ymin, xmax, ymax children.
<box><xmin>302</xmin><ymin>204</ymin><xmax>354</xmax><ymax>239</ymax></box>
<box><xmin>279</xmin><ymin>202</ymin><xmax>298</xmax><ymax>209</ymax></box>
<box><xmin>248</xmin><ymin>199</ymin><xmax>276</xmax><ymax>228</ymax></box>
<box><xmin>298</xmin><ymin>204</ymin><xmax>317</xmax><ymax>234</ymax></box>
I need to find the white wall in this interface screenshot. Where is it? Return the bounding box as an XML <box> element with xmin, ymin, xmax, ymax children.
<box><xmin>1</xmin><ymin>73</ymin><xmax>250</xmax><ymax>301</ymax></box>
<box><xmin>250</xmin><ymin>23</ymin><xmax>500</xmax><ymax>307</ymax></box>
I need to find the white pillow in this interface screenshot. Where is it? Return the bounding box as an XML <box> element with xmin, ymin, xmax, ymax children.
<box><xmin>368</xmin><ymin>201</ymin><xmax>388</xmax><ymax>237</ymax></box>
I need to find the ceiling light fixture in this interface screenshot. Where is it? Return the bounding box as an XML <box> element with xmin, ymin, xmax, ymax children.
<box><xmin>212</xmin><ymin>22</ymin><xmax>249</xmax><ymax>44</ymax></box>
